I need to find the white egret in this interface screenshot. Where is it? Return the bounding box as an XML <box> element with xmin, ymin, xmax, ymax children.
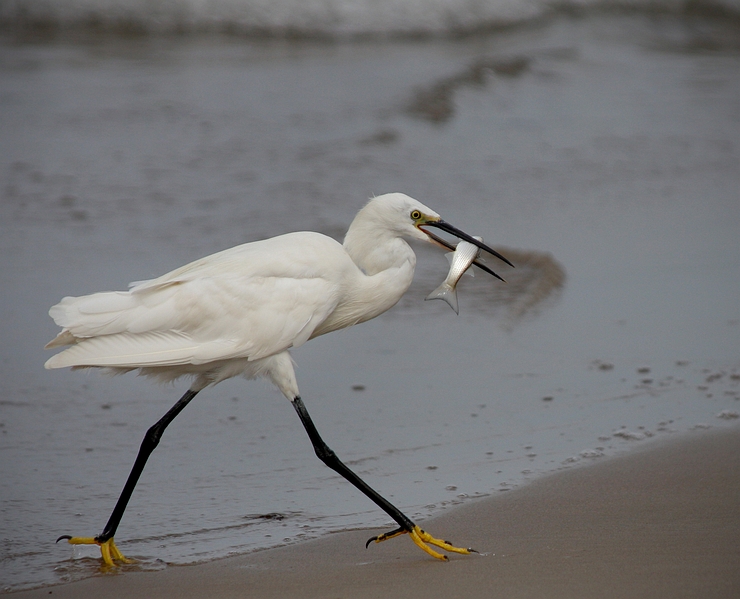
<box><xmin>46</xmin><ymin>192</ymin><xmax>512</xmax><ymax>565</ymax></box>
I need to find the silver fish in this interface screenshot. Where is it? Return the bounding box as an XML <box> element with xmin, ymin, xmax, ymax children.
<box><xmin>425</xmin><ymin>236</ymin><xmax>482</xmax><ymax>314</ymax></box>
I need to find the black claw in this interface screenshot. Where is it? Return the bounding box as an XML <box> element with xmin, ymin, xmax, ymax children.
<box><xmin>56</xmin><ymin>535</ymin><xmax>72</xmax><ymax>543</ymax></box>
<box><xmin>365</xmin><ymin>536</ymin><xmax>378</xmax><ymax>549</ymax></box>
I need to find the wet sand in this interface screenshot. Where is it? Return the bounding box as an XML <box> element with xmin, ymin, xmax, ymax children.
<box><xmin>11</xmin><ymin>427</ymin><xmax>740</xmax><ymax>598</ymax></box>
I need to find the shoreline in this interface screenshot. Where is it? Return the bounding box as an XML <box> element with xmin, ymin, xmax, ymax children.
<box><xmin>10</xmin><ymin>426</ymin><xmax>740</xmax><ymax>598</ymax></box>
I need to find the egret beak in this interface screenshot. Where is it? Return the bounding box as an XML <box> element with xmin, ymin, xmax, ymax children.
<box><xmin>419</xmin><ymin>219</ymin><xmax>514</xmax><ymax>282</ymax></box>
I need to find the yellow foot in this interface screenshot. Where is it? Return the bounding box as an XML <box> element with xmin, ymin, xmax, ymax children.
<box><xmin>56</xmin><ymin>535</ymin><xmax>133</xmax><ymax>567</ymax></box>
<box><xmin>366</xmin><ymin>525</ymin><xmax>476</xmax><ymax>561</ymax></box>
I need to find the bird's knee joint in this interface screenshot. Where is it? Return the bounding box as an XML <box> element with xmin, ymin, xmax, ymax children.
<box><xmin>315</xmin><ymin>444</ymin><xmax>337</xmax><ymax>464</ymax></box>
<box><xmin>142</xmin><ymin>425</ymin><xmax>163</xmax><ymax>450</ymax></box>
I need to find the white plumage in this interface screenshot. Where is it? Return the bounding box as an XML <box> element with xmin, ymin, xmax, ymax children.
<box><xmin>45</xmin><ymin>194</ymin><xmax>440</xmax><ymax>396</ymax></box>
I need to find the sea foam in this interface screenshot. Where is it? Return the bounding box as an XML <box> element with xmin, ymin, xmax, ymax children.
<box><xmin>2</xmin><ymin>0</ymin><xmax>739</xmax><ymax>38</ymax></box>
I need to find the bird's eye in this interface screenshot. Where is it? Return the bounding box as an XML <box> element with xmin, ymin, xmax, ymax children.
<box><xmin>410</xmin><ymin>210</ymin><xmax>422</xmax><ymax>221</ymax></box>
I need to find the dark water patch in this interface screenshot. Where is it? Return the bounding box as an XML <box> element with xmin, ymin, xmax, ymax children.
<box><xmin>406</xmin><ymin>56</ymin><xmax>531</xmax><ymax>124</ymax></box>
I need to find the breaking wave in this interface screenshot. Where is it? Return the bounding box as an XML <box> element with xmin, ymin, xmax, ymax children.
<box><xmin>2</xmin><ymin>0</ymin><xmax>739</xmax><ymax>38</ymax></box>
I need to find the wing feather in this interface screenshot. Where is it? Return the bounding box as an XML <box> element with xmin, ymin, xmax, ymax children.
<box><xmin>44</xmin><ymin>331</ymin><xmax>201</xmax><ymax>369</ymax></box>
<box><xmin>45</xmin><ymin>232</ymin><xmax>352</xmax><ymax>369</ymax></box>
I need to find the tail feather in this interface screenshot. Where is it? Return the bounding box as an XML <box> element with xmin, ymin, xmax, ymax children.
<box><xmin>44</xmin><ymin>330</ymin><xmax>78</xmax><ymax>349</ymax></box>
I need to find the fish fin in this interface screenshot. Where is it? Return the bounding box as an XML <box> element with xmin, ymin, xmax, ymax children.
<box><xmin>425</xmin><ymin>284</ymin><xmax>459</xmax><ymax>315</ymax></box>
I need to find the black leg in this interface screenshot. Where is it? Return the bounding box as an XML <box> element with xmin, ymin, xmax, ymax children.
<box><xmin>58</xmin><ymin>388</ymin><xmax>471</xmax><ymax>564</ymax></box>
<box><xmin>94</xmin><ymin>388</ymin><xmax>200</xmax><ymax>542</ymax></box>
<box><xmin>291</xmin><ymin>395</ymin><xmax>416</xmax><ymax>532</ymax></box>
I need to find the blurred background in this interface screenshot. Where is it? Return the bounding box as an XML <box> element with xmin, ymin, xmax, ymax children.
<box><xmin>1</xmin><ymin>0</ymin><xmax>739</xmax><ymax>591</ymax></box>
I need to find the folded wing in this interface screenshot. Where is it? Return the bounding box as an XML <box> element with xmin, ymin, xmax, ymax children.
<box><xmin>45</xmin><ymin>233</ymin><xmax>349</xmax><ymax>370</ymax></box>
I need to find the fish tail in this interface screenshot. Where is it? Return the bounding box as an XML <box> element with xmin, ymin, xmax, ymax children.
<box><xmin>425</xmin><ymin>283</ymin><xmax>459</xmax><ymax>314</ymax></box>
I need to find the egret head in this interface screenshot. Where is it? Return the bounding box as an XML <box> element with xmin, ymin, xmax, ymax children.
<box><xmin>359</xmin><ymin>193</ymin><xmax>440</xmax><ymax>240</ymax></box>
<box><xmin>347</xmin><ymin>193</ymin><xmax>513</xmax><ymax>280</ymax></box>
<box><xmin>373</xmin><ymin>193</ymin><xmax>514</xmax><ymax>277</ymax></box>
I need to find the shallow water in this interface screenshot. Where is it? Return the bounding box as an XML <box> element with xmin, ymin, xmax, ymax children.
<box><xmin>1</xmin><ymin>13</ymin><xmax>740</xmax><ymax>592</ymax></box>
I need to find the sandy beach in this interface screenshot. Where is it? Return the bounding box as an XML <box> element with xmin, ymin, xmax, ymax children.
<box><xmin>9</xmin><ymin>427</ymin><xmax>740</xmax><ymax>598</ymax></box>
